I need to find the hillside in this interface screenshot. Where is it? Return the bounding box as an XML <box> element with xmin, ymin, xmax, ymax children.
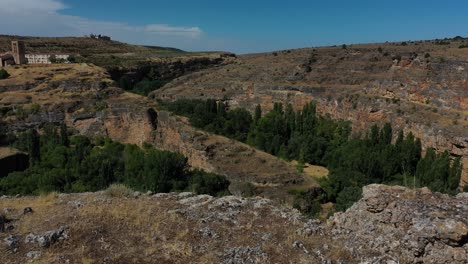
<box><xmin>0</xmin><ymin>63</ymin><xmax>308</xmax><ymax>202</ymax></box>
<box><xmin>150</xmin><ymin>37</ymin><xmax>468</xmax><ymax>187</ymax></box>
<box><xmin>0</xmin><ymin>35</ymin><xmax>183</xmax><ymax>55</ymax></box>
<box><xmin>0</xmin><ymin>35</ymin><xmax>230</xmax><ymax>68</ymax></box>
<box><xmin>1</xmin><ymin>184</ymin><xmax>466</xmax><ymax>263</ymax></box>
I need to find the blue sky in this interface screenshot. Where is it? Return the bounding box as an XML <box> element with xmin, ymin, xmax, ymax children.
<box><xmin>1</xmin><ymin>0</ymin><xmax>467</xmax><ymax>53</ymax></box>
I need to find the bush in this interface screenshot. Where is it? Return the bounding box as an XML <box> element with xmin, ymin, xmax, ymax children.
<box><xmin>105</xmin><ymin>184</ymin><xmax>134</xmax><ymax>197</ymax></box>
<box><xmin>335</xmin><ymin>186</ymin><xmax>362</xmax><ymax>212</ymax></box>
<box><xmin>30</xmin><ymin>103</ymin><xmax>41</xmax><ymax>114</ymax></box>
<box><xmin>0</xmin><ymin>69</ymin><xmax>10</xmax><ymax>79</ymax></box>
<box><xmin>189</xmin><ymin>170</ymin><xmax>231</xmax><ymax>196</ymax></box>
<box><xmin>238</xmin><ymin>182</ymin><xmax>256</xmax><ymax>197</ymax></box>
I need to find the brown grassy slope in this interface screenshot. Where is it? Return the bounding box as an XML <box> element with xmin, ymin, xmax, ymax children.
<box><xmin>0</xmin><ymin>35</ymin><xmax>183</xmax><ymax>55</ymax></box>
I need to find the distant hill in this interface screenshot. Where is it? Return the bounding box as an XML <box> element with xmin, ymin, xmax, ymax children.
<box><xmin>0</xmin><ymin>35</ymin><xmax>185</xmax><ymax>55</ymax></box>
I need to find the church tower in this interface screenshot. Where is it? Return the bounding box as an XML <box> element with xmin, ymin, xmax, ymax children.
<box><xmin>11</xmin><ymin>41</ymin><xmax>27</xmax><ymax>65</ymax></box>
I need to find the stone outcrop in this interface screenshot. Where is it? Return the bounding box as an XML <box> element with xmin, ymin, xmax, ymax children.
<box><xmin>330</xmin><ymin>184</ymin><xmax>468</xmax><ymax>263</ymax></box>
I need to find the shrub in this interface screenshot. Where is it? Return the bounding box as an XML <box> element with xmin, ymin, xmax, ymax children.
<box><xmin>0</xmin><ymin>69</ymin><xmax>10</xmax><ymax>79</ymax></box>
<box><xmin>105</xmin><ymin>184</ymin><xmax>134</xmax><ymax>198</ymax></box>
<box><xmin>335</xmin><ymin>186</ymin><xmax>362</xmax><ymax>211</ymax></box>
<box><xmin>30</xmin><ymin>103</ymin><xmax>41</xmax><ymax>114</ymax></box>
<box><xmin>238</xmin><ymin>182</ymin><xmax>256</xmax><ymax>197</ymax></box>
<box><xmin>189</xmin><ymin>170</ymin><xmax>231</xmax><ymax>196</ymax></box>
<box><xmin>435</xmin><ymin>40</ymin><xmax>450</xmax><ymax>45</ymax></box>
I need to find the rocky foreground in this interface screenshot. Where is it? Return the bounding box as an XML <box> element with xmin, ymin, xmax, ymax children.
<box><xmin>1</xmin><ymin>184</ymin><xmax>467</xmax><ymax>263</ymax></box>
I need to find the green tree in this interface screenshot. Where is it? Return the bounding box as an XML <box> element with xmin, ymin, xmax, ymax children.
<box><xmin>59</xmin><ymin>123</ymin><xmax>69</xmax><ymax>147</ymax></box>
<box><xmin>0</xmin><ymin>69</ymin><xmax>10</xmax><ymax>79</ymax></box>
<box><xmin>336</xmin><ymin>186</ymin><xmax>362</xmax><ymax>211</ymax></box>
<box><xmin>448</xmin><ymin>157</ymin><xmax>462</xmax><ymax>192</ymax></box>
<box><xmin>29</xmin><ymin>129</ymin><xmax>41</xmax><ymax>165</ymax></box>
<box><xmin>119</xmin><ymin>75</ymin><xmax>133</xmax><ymax>90</ymax></box>
<box><xmin>379</xmin><ymin>123</ymin><xmax>393</xmax><ymax>145</ymax></box>
<box><xmin>254</xmin><ymin>104</ymin><xmax>262</xmax><ymax>124</ymax></box>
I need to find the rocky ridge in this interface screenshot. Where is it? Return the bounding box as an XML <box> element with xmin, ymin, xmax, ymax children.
<box><xmin>0</xmin><ymin>184</ymin><xmax>466</xmax><ymax>263</ymax></box>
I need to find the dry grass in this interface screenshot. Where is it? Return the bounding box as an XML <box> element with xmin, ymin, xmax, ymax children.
<box><xmin>0</xmin><ymin>192</ymin><xmax>344</xmax><ymax>263</ymax></box>
<box><xmin>104</xmin><ymin>184</ymin><xmax>134</xmax><ymax>198</ymax></box>
<box><xmin>289</xmin><ymin>161</ymin><xmax>328</xmax><ymax>192</ymax></box>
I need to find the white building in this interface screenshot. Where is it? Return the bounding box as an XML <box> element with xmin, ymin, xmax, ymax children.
<box><xmin>25</xmin><ymin>54</ymin><xmax>70</xmax><ymax>64</ymax></box>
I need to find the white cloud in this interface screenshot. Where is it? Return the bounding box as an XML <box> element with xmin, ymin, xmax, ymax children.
<box><xmin>0</xmin><ymin>0</ymin><xmax>205</xmax><ymax>50</ymax></box>
<box><xmin>1</xmin><ymin>0</ymin><xmax>67</xmax><ymax>13</ymax></box>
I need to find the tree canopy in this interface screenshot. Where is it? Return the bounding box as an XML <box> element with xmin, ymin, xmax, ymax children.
<box><xmin>0</xmin><ymin>124</ymin><xmax>230</xmax><ymax>197</ymax></box>
<box><xmin>163</xmin><ymin>99</ymin><xmax>463</xmax><ymax>212</ymax></box>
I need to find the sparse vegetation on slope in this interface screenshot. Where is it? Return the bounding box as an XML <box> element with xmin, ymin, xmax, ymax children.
<box><xmin>0</xmin><ymin>35</ymin><xmax>184</xmax><ymax>56</ymax></box>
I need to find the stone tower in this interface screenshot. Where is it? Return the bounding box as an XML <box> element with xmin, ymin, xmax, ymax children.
<box><xmin>11</xmin><ymin>41</ymin><xmax>26</xmax><ymax>65</ymax></box>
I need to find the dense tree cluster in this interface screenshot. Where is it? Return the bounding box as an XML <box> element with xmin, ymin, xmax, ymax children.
<box><xmin>0</xmin><ymin>124</ymin><xmax>230</xmax><ymax>196</ymax></box>
<box><xmin>164</xmin><ymin>99</ymin><xmax>463</xmax><ymax>212</ymax></box>
<box><xmin>119</xmin><ymin>76</ymin><xmax>167</xmax><ymax>96</ymax></box>
<box><xmin>164</xmin><ymin>99</ymin><xmax>253</xmax><ymax>142</ymax></box>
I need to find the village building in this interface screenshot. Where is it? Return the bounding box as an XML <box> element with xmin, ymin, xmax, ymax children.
<box><xmin>0</xmin><ymin>53</ymin><xmax>15</xmax><ymax>67</ymax></box>
<box><xmin>25</xmin><ymin>54</ymin><xmax>70</xmax><ymax>64</ymax></box>
<box><xmin>1</xmin><ymin>41</ymin><xmax>71</xmax><ymax>66</ymax></box>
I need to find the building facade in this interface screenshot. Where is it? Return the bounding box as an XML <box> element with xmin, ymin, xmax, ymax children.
<box><xmin>25</xmin><ymin>54</ymin><xmax>70</xmax><ymax>64</ymax></box>
<box><xmin>1</xmin><ymin>41</ymin><xmax>71</xmax><ymax>65</ymax></box>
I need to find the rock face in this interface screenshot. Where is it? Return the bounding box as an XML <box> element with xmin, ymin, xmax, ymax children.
<box><xmin>330</xmin><ymin>184</ymin><xmax>468</xmax><ymax>263</ymax></box>
<box><xmin>0</xmin><ymin>184</ymin><xmax>466</xmax><ymax>263</ymax></box>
